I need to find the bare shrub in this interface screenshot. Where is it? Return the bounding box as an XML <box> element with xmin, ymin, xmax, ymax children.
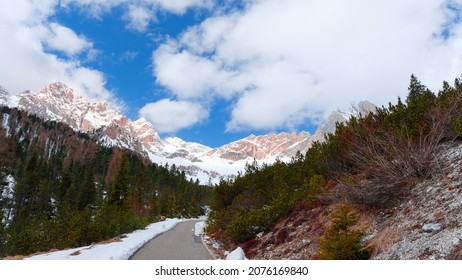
<box><xmin>337</xmin><ymin>106</ymin><xmax>449</xmax><ymax>207</ymax></box>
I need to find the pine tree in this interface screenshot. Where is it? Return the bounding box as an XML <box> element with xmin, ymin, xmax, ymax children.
<box><xmin>404</xmin><ymin>75</ymin><xmax>436</xmax><ymax>136</ymax></box>
<box><xmin>317</xmin><ymin>203</ymin><xmax>370</xmax><ymax>260</ymax></box>
<box><xmin>108</xmin><ymin>154</ymin><xmax>130</xmax><ymax>206</ymax></box>
<box><xmin>77</xmin><ymin>167</ymin><xmax>96</xmax><ymax>210</ymax></box>
<box><xmin>406</xmin><ymin>74</ymin><xmax>427</xmax><ymax>105</ymax></box>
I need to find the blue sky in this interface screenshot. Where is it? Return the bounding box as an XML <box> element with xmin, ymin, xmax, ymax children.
<box><xmin>1</xmin><ymin>0</ymin><xmax>462</xmax><ymax>147</ymax></box>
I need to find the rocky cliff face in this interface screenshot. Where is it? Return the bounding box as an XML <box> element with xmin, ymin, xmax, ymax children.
<box><xmin>206</xmin><ymin>132</ymin><xmax>311</xmax><ymax>161</ymax></box>
<box><xmin>18</xmin><ymin>82</ymin><xmax>121</xmax><ymax>132</ymax></box>
<box><xmin>17</xmin><ymin>82</ymin><xmax>163</xmax><ymax>158</ymax></box>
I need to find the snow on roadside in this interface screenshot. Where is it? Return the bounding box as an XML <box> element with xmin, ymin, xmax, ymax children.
<box><xmin>226</xmin><ymin>247</ymin><xmax>247</xmax><ymax>260</ymax></box>
<box><xmin>26</xmin><ymin>219</ymin><xmax>182</xmax><ymax>260</ymax></box>
<box><xmin>194</xmin><ymin>221</ymin><xmax>206</xmax><ymax>236</ymax></box>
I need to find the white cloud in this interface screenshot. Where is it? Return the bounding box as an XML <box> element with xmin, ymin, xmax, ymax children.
<box><xmin>152</xmin><ymin>0</ymin><xmax>462</xmax><ymax>132</ymax></box>
<box><xmin>60</xmin><ymin>0</ymin><xmax>127</xmax><ymax>18</ymax></box>
<box><xmin>119</xmin><ymin>50</ymin><xmax>139</xmax><ymax>62</ymax></box>
<box><xmin>0</xmin><ymin>0</ymin><xmax>115</xmax><ymax>106</ymax></box>
<box><xmin>153</xmin><ymin>41</ymin><xmax>246</xmax><ymax>100</ymax></box>
<box><xmin>61</xmin><ymin>0</ymin><xmax>214</xmax><ymax>32</ymax></box>
<box><xmin>139</xmin><ymin>99</ymin><xmax>208</xmax><ymax>133</ymax></box>
<box><xmin>149</xmin><ymin>0</ymin><xmax>214</xmax><ymax>14</ymax></box>
<box><xmin>126</xmin><ymin>4</ymin><xmax>154</xmax><ymax>32</ymax></box>
<box><xmin>226</xmin><ymin>60</ymin><xmax>320</xmax><ymax>131</ymax></box>
<box><xmin>41</xmin><ymin>23</ymin><xmax>93</xmax><ymax>56</ymax></box>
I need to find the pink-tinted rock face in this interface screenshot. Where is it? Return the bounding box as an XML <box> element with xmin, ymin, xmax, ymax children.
<box><xmin>17</xmin><ymin>82</ymin><xmax>162</xmax><ymax>152</ymax></box>
<box><xmin>18</xmin><ymin>82</ymin><xmax>116</xmax><ymax>132</ymax></box>
<box><xmin>207</xmin><ymin>132</ymin><xmax>312</xmax><ymax>161</ymax></box>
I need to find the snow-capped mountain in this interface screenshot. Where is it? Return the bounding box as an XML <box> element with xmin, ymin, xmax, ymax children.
<box><xmin>149</xmin><ymin>132</ymin><xmax>314</xmax><ymax>184</ymax></box>
<box><xmin>1</xmin><ymin>82</ymin><xmax>376</xmax><ymax>184</ymax></box>
<box><xmin>18</xmin><ymin>82</ymin><xmax>122</xmax><ymax>132</ymax></box>
<box><xmin>206</xmin><ymin>132</ymin><xmax>311</xmax><ymax>161</ymax></box>
<box><xmin>17</xmin><ymin>82</ymin><xmax>163</xmax><ymax>157</ymax></box>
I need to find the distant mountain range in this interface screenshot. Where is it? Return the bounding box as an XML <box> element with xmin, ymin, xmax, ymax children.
<box><xmin>0</xmin><ymin>82</ymin><xmax>376</xmax><ymax>184</ymax></box>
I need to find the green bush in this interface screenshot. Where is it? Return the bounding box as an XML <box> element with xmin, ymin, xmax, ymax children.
<box><xmin>93</xmin><ymin>205</ymin><xmax>146</xmax><ymax>240</ymax></box>
<box><xmin>453</xmin><ymin>118</ymin><xmax>462</xmax><ymax>136</ymax></box>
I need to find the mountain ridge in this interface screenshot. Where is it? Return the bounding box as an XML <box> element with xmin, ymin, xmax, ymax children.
<box><xmin>0</xmin><ymin>82</ymin><xmax>376</xmax><ymax>184</ymax></box>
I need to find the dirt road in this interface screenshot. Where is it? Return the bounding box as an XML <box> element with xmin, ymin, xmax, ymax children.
<box><xmin>129</xmin><ymin>220</ymin><xmax>213</xmax><ymax>260</ymax></box>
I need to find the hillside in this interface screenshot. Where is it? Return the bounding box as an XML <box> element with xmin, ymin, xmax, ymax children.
<box><xmin>230</xmin><ymin>142</ymin><xmax>462</xmax><ymax>260</ymax></box>
<box><xmin>206</xmin><ymin>75</ymin><xmax>462</xmax><ymax>260</ymax></box>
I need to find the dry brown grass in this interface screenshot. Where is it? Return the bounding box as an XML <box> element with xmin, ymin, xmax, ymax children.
<box><xmin>2</xmin><ymin>248</ymin><xmax>60</xmax><ymax>260</ymax></box>
<box><xmin>2</xmin><ymin>255</ymin><xmax>26</xmax><ymax>260</ymax></box>
<box><xmin>367</xmin><ymin>224</ymin><xmax>400</xmax><ymax>258</ymax></box>
<box><xmin>356</xmin><ymin>209</ymin><xmax>377</xmax><ymax>231</ymax></box>
<box><xmin>70</xmin><ymin>250</ymin><xmax>81</xmax><ymax>256</ymax></box>
<box><xmin>446</xmin><ymin>242</ymin><xmax>462</xmax><ymax>260</ymax></box>
<box><xmin>97</xmin><ymin>235</ymin><xmax>125</xmax><ymax>245</ymax></box>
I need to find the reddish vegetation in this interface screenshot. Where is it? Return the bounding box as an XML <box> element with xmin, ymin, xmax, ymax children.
<box><xmin>228</xmin><ymin>200</ymin><xmax>331</xmax><ymax>259</ymax></box>
<box><xmin>105</xmin><ymin>148</ymin><xmax>124</xmax><ymax>183</ymax></box>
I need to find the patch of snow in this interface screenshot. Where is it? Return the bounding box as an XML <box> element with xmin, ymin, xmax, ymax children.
<box><xmin>26</xmin><ymin>219</ymin><xmax>182</xmax><ymax>260</ymax></box>
<box><xmin>2</xmin><ymin>174</ymin><xmax>15</xmax><ymax>200</ymax></box>
<box><xmin>422</xmin><ymin>223</ymin><xmax>443</xmax><ymax>233</ymax></box>
<box><xmin>1</xmin><ymin>174</ymin><xmax>15</xmax><ymax>225</ymax></box>
<box><xmin>226</xmin><ymin>247</ymin><xmax>247</xmax><ymax>260</ymax></box>
<box><xmin>1</xmin><ymin>113</ymin><xmax>10</xmax><ymax>135</ymax></box>
<box><xmin>194</xmin><ymin>221</ymin><xmax>206</xmax><ymax>236</ymax></box>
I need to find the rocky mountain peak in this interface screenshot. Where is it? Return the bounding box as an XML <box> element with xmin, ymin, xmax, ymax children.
<box><xmin>310</xmin><ymin>101</ymin><xmax>377</xmax><ymax>143</ymax></box>
<box><xmin>17</xmin><ymin>82</ymin><xmax>122</xmax><ymax>133</ymax></box>
<box><xmin>206</xmin><ymin>131</ymin><xmax>312</xmax><ymax>161</ymax></box>
<box><xmin>44</xmin><ymin>82</ymin><xmax>75</xmax><ymax>102</ymax></box>
<box><xmin>357</xmin><ymin>100</ymin><xmax>376</xmax><ymax>115</ymax></box>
